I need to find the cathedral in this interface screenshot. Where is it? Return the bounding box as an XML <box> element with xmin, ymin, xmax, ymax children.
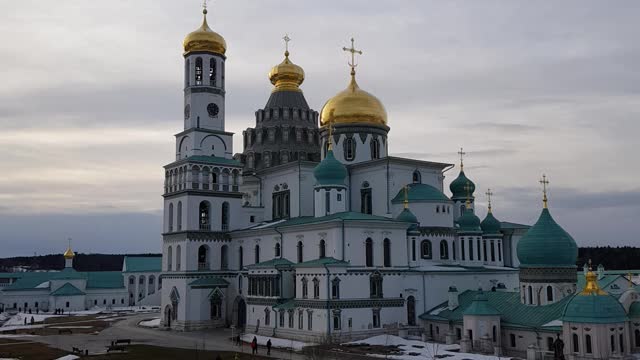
<box><xmin>159</xmin><ymin>8</ymin><xmax>640</xmax><ymax>359</ymax></box>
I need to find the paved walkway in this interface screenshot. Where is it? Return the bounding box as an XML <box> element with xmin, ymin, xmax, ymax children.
<box><xmin>29</xmin><ymin>314</ymin><xmax>307</xmax><ymax>359</ymax></box>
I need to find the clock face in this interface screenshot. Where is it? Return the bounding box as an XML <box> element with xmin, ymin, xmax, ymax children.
<box><xmin>207</xmin><ymin>103</ymin><xmax>219</xmax><ymax>118</ymax></box>
<box><xmin>184</xmin><ymin>104</ymin><xmax>190</xmax><ymax>120</ymax></box>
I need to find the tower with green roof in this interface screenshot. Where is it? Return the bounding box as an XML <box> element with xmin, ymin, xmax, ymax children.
<box><xmin>450</xmin><ymin>148</ymin><xmax>476</xmax><ymax>219</ymax></box>
<box><xmin>313</xmin><ymin>121</ymin><xmax>348</xmax><ymax>217</ymax></box>
<box><xmin>480</xmin><ymin>189</ymin><xmax>503</xmax><ymax>266</ymax></box>
<box><xmin>516</xmin><ymin>175</ymin><xmax>578</xmax><ymax>306</ymax></box>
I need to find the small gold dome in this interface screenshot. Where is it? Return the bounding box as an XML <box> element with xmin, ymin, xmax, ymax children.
<box><xmin>183</xmin><ymin>9</ymin><xmax>227</xmax><ymax>56</ymax></box>
<box><xmin>268</xmin><ymin>51</ymin><xmax>305</xmax><ymax>92</ymax></box>
<box><xmin>320</xmin><ymin>72</ymin><xmax>387</xmax><ymax>126</ymax></box>
<box><xmin>63</xmin><ymin>247</ymin><xmax>75</xmax><ymax>260</ymax></box>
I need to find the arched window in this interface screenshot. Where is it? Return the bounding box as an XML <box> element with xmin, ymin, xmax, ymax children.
<box><xmin>611</xmin><ymin>334</ymin><xmax>616</xmax><ymax>352</ymax></box>
<box><xmin>195</xmin><ymin>57</ymin><xmax>203</xmax><ymax>85</ymax></box>
<box><xmin>168</xmin><ymin>203</ymin><xmax>174</xmax><ymax>232</ymax></box>
<box><xmin>371</xmin><ymin>138</ymin><xmax>380</xmax><ymax>159</ymax></box>
<box><xmin>585</xmin><ymin>334</ymin><xmax>592</xmax><ymax>354</ymax></box>
<box><xmin>412</xmin><ymin>170</ymin><xmax>421</xmax><ymax>184</ymax></box>
<box><xmin>365</xmin><ymin>238</ymin><xmax>373</xmax><ymax>267</ymax></box>
<box><xmin>421</xmin><ymin>240</ymin><xmax>432</xmax><ymax>259</ymax></box>
<box><xmin>220</xmin><ymin>245</ymin><xmax>228</xmax><ymax>270</ymax></box>
<box><xmin>301</xmin><ymin>277</ymin><xmax>308</xmax><ymax>298</ymax></box>
<box><xmin>440</xmin><ymin>240</ymin><xmax>449</xmax><ymax>259</ymax></box>
<box><xmin>344</xmin><ymin>137</ymin><xmax>356</xmax><ymax>161</ymax></box>
<box><xmin>275</xmin><ymin>243</ymin><xmax>281</xmax><ymax>258</ymax></box>
<box><xmin>198</xmin><ymin>245</ymin><xmax>209</xmax><ymax>270</ymax></box>
<box><xmin>254</xmin><ymin>245</ymin><xmax>260</xmax><ymax>264</ymax></box>
<box><xmin>546</xmin><ymin>286</ymin><xmax>554</xmax><ymax>302</ymax></box>
<box><xmin>319</xmin><ymin>240</ymin><xmax>326</xmax><ymax>259</ymax></box>
<box><xmin>209</xmin><ymin>58</ymin><xmax>216</xmax><ymax>86</ymax></box>
<box><xmin>297</xmin><ymin>241</ymin><xmax>304</xmax><ymax>263</ymax></box>
<box><xmin>185</xmin><ymin>59</ymin><xmax>190</xmax><ymax>87</ymax></box>
<box><xmin>407</xmin><ymin>296</ymin><xmax>416</xmax><ymax>326</ymax></box>
<box><xmin>176</xmin><ymin>245</ymin><xmax>182</xmax><ymax>271</ymax></box>
<box><xmin>573</xmin><ymin>333</ymin><xmax>579</xmax><ymax>353</ymax></box>
<box><xmin>331</xmin><ymin>277</ymin><xmax>340</xmax><ymax>299</ymax></box>
<box><xmin>264</xmin><ymin>308</ymin><xmax>270</xmax><ymax>326</ymax></box>
<box><xmin>635</xmin><ymin>329</ymin><xmax>640</xmax><ymax>347</ymax></box>
<box><xmin>492</xmin><ymin>325</ymin><xmax>497</xmax><ymax>342</ymax></box>
<box><xmin>167</xmin><ymin>246</ymin><xmax>173</xmax><ymax>271</ymax></box>
<box><xmin>527</xmin><ymin>286</ymin><xmax>533</xmax><ymax>305</ymax></box>
<box><xmin>383</xmin><ymin>238</ymin><xmax>391</xmax><ymax>267</ymax></box>
<box><xmin>199</xmin><ymin>201</ymin><xmax>211</xmax><ymax>230</ymax></box>
<box><xmin>177</xmin><ymin>201</ymin><xmax>182</xmax><ymax>231</ymax></box>
<box><xmin>361</xmin><ymin>185</ymin><xmax>372</xmax><ymax>214</ymax></box>
<box><xmin>221</xmin><ymin>202</ymin><xmax>229</xmax><ymax>231</ymax></box>
<box><xmin>369</xmin><ymin>272</ymin><xmax>383</xmax><ymax>298</ymax></box>
<box><xmin>238</xmin><ymin>246</ymin><xmax>244</xmax><ymax>269</ymax></box>
<box><xmin>210</xmin><ymin>293</ymin><xmax>222</xmax><ymax>319</ymax></box>
<box><xmin>312</xmin><ymin>277</ymin><xmax>320</xmax><ymax>299</ymax></box>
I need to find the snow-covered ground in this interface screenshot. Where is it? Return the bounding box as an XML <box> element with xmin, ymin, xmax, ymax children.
<box><xmin>241</xmin><ymin>334</ymin><xmax>313</xmax><ymax>351</ymax></box>
<box><xmin>138</xmin><ymin>318</ymin><xmax>161</xmax><ymax>328</ymax></box>
<box><xmin>348</xmin><ymin>335</ymin><xmax>512</xmax><ymax>360</ymax></box>
<box><xmin>2</xmin><ymin>313</ymin><xmax>62</xmax><ymax>327</ymax></box>
<box><xmin>54</xmin><ymin>355</ymin><xmax>79</xmax><ymax>360</ymax></box>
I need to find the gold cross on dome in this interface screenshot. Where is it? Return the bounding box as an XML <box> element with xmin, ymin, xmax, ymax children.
<box><xmin>202</xmin><ymin>0</ymin><xmax>209</xmax><ymax>10</ymax></box>
<box><xmin>464</xmin><ymin>182</ymin><xmax>473</xmax><ymax>208</ymax></box>
<box><xmin>342</xmin><ymin>38</ymin><xmax>362</xmax><ymax>75</ymax></box>
<box><xmin>458</xmin><ymin>147</ymin><xmax>466</xmax><ymax>169</ymax></box>
<box><xmin>485</xmin><ymin>188</ymin><xmax>493</xmax><ymax>212</ymax></box>
<box><xmin>539</xmin><ymin>174</ymin><xmax>549</xmax><ymax>208</ymax></box>
<box><xmin>403</xmin><ymin>185</ymin><xmax>409</xmax><ymax>209</ymax></box>
<box><xmin>283</xmin><ymin>34</ymin><xmax>291</xmax><ymax>53</ymax></box>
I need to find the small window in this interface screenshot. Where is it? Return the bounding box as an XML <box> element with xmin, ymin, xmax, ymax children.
<box><xmin>372</xmin><ymin>309</ymin><xmax>381</xmax><ymax>328</ymax></box>
<box><xmin>250</xmin><ymin>216</ymin><xmax>255</xmax><ymax>223</ymax></box>
<box><xmin>421</xmin><ymin>240</ymin><xmax>432</xmax><ymax>259</ymax></box>
<box><xmin>66</xmin><ymin>302</ymin><xmax>70</xmax><ymax>308</ymax></box>
<box><xmin>510</xmin><ymin>334</ymin><xmax>516</xmax><ymax>348</ymax></box>
<box><xmin>337</xmin><ymin>193</ymin><xmax>342</xmax><ymax>201</ymax></box>
<box><xmin>573</xmin><ymin>333</ymin><xmax>579</xmax><ymax>353</ymax></box>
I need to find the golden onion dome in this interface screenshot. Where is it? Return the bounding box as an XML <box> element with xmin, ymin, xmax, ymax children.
<box><xmin>63</xmin><ymin>246</ymin><xmax>75</xmax><ymax>260</ymax></box>
<box><xmin>268</xmin><ymin>50</ymin><xmax>305</xmax><ymax>92</ymax></box>
<box><xmin>320</xmin><ymin>70</ymin><xmax>387</xmax><ymax>126</ymax></box>
<box><xmin>183</xmin><ymin>9</ymin><xmax>227</xmax><ymax>56</ymax></box>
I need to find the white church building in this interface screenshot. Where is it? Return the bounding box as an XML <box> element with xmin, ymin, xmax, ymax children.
<box><xmin>159</xmin><ymin>8</ymin><xmax>526</xmax><ymax>341</ymax></box>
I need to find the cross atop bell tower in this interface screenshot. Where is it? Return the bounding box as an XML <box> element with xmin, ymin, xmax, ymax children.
<box><xmin>342</xmin><ymin>38</ymin><xmax>363</xmax><ymax>76</ymax></box>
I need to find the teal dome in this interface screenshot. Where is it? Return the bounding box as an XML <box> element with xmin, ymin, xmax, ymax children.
<box><xmin>396</xmin><ymin>208</ymin><xmax>418</xmax><ymax>223</ymax></box>
<box><xmin>629</xmin><ymin>302</ymin><xmax>640</xmax><ymax>318</ymax></box>
<box><xmin>456</xmin><ymin>207</ymin><xmax>481</xmax><ymax>232</ymax></box>
<box><xmin>480</xmin><ymin>211</ymin><xmax>501</xmax><ymax>235</ymax></box>
<box><xmin>450</xmin><ymin>170</ymin><xmax>475</xmax><ymax>200</ymax></box>
<box><xmin>313</xmin><ymin>150</ymin><xmax>347</xmax><ymax>186</ymax></box>
<box><xmin>391</xmin><ymin>183</ymin><xmax>451</xmax><ymax>204</ymax></box>
<box><xmin>562</xmin><ymin>294</ymin><xmax>628</xmax><ymax>324</ymax></box>
<box><xmin>516</xmin><ymin>208</ymin><xmax>578</xmax><ymax>268</ymax></box>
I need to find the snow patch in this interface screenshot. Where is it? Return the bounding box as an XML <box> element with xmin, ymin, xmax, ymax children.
<box><xmin>542</xmin><ymin>319</ymin><xmax>562</xmax><ymax>327</ymax></box>
<box><xmin>139</xmin><ymin>318</ymin><xmax>161</xmax><ymax>328</ymax></box>
<box><xmin>55</xmin><ymin>356</ymin><xmax>80</xmax><ymax>360</ymax></box>
<box><xmin>241</xmin><ymin>334</ymin><xmax>313</xmax><ymax>351</ymax></box>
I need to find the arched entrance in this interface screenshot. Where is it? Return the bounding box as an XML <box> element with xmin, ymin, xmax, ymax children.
<box><xmin>164</xmin><ymin>305</ymin><xmax>172</xmax><ymax>328</ymax></box>
<box><xmin>232</xmin><ymin>296</ymin><xmax>247</xmax><ymax>329</ymax></box>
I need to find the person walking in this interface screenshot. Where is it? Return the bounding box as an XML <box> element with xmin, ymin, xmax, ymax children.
<box><xmin>251</xmin><ymin>336</ymin><xmax>258</xmax><ymax>355</ymax></box>
<box><xmin>266</xmin><ymin>339</ymin><xmax>272</xmax><ymax>355</ymax></box>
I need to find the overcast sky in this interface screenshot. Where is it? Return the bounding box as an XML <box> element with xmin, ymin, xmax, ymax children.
<box><xmin>0</xmin><ymin>0</ymin><xmax>638</xmax><ymax>256</ymax></box>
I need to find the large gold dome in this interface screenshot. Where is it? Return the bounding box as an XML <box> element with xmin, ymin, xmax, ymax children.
<box><xmin>268</xmin><ymin>51</ymin><xmax>305</xmax><ymax>92</ymax></box>
<box><xmin>320</xmin><ymin>72</ymin><xmax>387</xmax><ymax>126</ymax></box>
<box><xmin>183</xmin><ymin>9</ymin><xmax>227</xmax><ymax>56</ymax></box>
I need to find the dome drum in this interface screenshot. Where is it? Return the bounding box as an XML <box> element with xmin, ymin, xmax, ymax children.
<box><xmin>518</xmin><ymin>267</ymin><xmax>577</xmax><ymax>283</ymax></box>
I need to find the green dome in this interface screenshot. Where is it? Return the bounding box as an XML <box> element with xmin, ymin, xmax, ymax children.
<box><xmin>456</xmin><ymin>207</ymin><xmax>481</xmax><ymax>232</ymax></box>
<box><xmin>516</xmin><ymin>208</ymin><xmax>578</xmax><ymax>268</ymax></box>
<box><xmin>562</xmin><ymin>293</ymin><xmax>628</xmax><ymax>324</ymax></box>
<box><xmin>391</xmin><ymin>183</ymin><xmax>451</xmax><ymax>204</ymax></box>
<box><xmin>450</xmin><ymin>170</ymin><xmax>475</xmax><ymax>200</ymax></box>
<box><xmin>313</xmin><ymin>150</ymin><xmax>347</xmax><ymax>186</ymax></box>
<box><xmin>396</xmin><ymin>208</ymin><xmax>418</xmax><ymax>223</ymax></box>
<box><xmin>629</xmin><ymin>302</ymin><xmax>640</xmax><ymax>318</ymax></box>
<box><xmin>480</xmin><ymin>211</ymin><xmax>501</xmax><ymax>235</ymax></box>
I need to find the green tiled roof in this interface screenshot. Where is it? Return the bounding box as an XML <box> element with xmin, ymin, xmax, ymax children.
<box><xmin>52</xmin><ymin>268</ymin><xmax>87</xmax><ymax>280</ymax></box>
<box><xmin>463</xmin><ymin>292</ymin><xmax>501</xmax><ymax>316</ymax></box>
<box><xmin>0</xmin><ymin>273</ymin><xmax>23</xmax><ymax>279</ymax></box>
<box><xmin>87</xmin><ymin>272</ymin><xmax>125</xmax><ymax>289</ymax></box>
<box><xmin>189</xmin><ymin>277</ymin><xmax>229</xmax><ymax>288</ymax></box>
<box><xmin>249</xmin><ymin>258</ymin><xmax>294</xmax><ymax>269</ymax></box>
<box><xmin>50</xmin><ymin>282</ymin><xmax>85</xmax><ymax>297</ymax></box>
<box><xmin>629</xmin><ymin>302</ymin><xmax>640</xmax><ymax>318</ymax></box>
<box><xmin>516</xmin><ymin>208</ymin><xmax>577</xmax><ymax>268</ymax></box>
<box><xmin>4</xmin><ymin>272</ymin><xmax>56</xmax><ymax>291</ymax></box>
<box><xmin>420</xmin><ymin>290</ymin><xmax>571</xmax><ymax>329</ymax></box>
<box><xmin>456</xmin><ymin>208</ymin><xmax>481</xmax><ymax>232</ymax></box>
<box><xmin>250</xmin><ymin>211</ymin><xmax>400</xmax><ymax>230</ymax></box>
<box><xmin>295</xmin><ymin>257</ymin><xmax>349</xmax><ymax>268</ymax></box>
<box><xmin>185</xmin><ymin>155</ymin><xmax>242</xmax><ymax>167</ymax></box>
<box><xmin>500</xmin><ymin>221</ymin><xmax>530</xmax><ymax>230</ymax></box>
<box><xmin>449</xmin><ymin>170</ymin><xmax>475</xmax><ymax>200</ymax></box>
<box><xmin>391</xmin><ymin>183</ymin><xmax>450</xmax><ymax>204</ymax></box>
<box><xmin>124</xmin><ymin>256</ymin><xmax>162</xmax><ymax>273</ymax></box>
<box><xmin>562</xmin><ymin>293</ymin><xmax>628</xmax><ymax>324</ymax></box>
<box><xmin>273</xmin><ymin>299</ymin><xmax>296</xmax><ymax>310</ymax></box>
<box><xmin>313</xmin><ymin>150</ymin><xmax>347</xmax><ymax>186</ymax></box>
<box><xmin>396</xmin><ymin>208</ymin><xmax>418</xmax><ymax>224</ymax></box>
